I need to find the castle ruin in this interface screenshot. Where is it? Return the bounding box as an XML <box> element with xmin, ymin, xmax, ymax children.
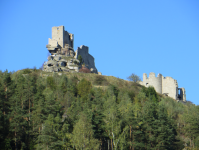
<box><xmin>139</xmin><ymin>72</ymin><xmax>186</xmax><ymax>101</ymax></box>
<box><xmin>43</xmin><ymin>26</ymin><xmax>98</xmax><ymax>73</ymax></box>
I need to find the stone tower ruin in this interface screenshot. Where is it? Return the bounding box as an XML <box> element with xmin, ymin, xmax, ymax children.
<box><xmin>140</xmin><ymin>72</ymin><xmax>186</xmax><ymax>101</ymax></box>
<box><xmin>46</xmin><ymin>26</ymin><xmax>74</xmax><ymax>56</ymax></box>
<box><xmin>43</xmin><ymin>26</ymin><xmax>98</xmax><ymax>73</ymax></box>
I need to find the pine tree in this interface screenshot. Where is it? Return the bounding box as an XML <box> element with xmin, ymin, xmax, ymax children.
<box><xmin>0</xmin><ymin>81</ymin><xmax>6</xmax><ymax>149</ymax></box>
<box><xmin>90</xmin><ymin>88</ymin><xmax>107</xmax><ymax>149</ymax></box>
<box><xmin>141</xmin><ymin>101</ymin><xmax>158</xmax><ymax>149</ymax></box>
<box><xmin>77</xmin><ymin>78</ymin><xmax>92</xmax><ymax>100</ymax></box>
<box><xmin>9</xmin><ymin>74</ymin><xmax>29</xmax><ymax>149</ymax></box>
<box><xmin>71</xmin><ymin>112</ymin><xmax>100</xmax><ymax>150</ymax></box>
<box><xmin>36</xmin><ymin>114</ymin><xmax>63</xmax><ymax>150</ymax></box>
<box><xmin>155</xmin><ymin>105</ymin><xmax>177</xmax><ymax>149</ymax></box>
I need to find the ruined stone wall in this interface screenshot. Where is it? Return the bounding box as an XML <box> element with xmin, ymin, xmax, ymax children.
<box><xmin>75</xmin><ymin>45</ymin><xmax>98</xmax><ymax>73</ymax></box>
<box><xmin>142</xmin><ymin>73</ymin><xmax>162</xmax><ymax>93</ymax></box>
<box><xmin>162</xmin><ymin>77</ymin><xmax>178</xmax><ymax>100</ymax></box>
<box><xmin>64</xmin><ymin>31</ymin><xmax>73</xmax><ymax>48</ymax></box>
<box><xmin>48</xmin><ymin>38</ymin><xmax>58</xmax><ymax>47</ymax></box>
<box><xmin>178</xmin><ymin>88</ymin><xmax>186</xmax><ymax>101</ymax></box>
<box><xmin>140</xmin><ymin>72</ymin><xmax>186</xmax><ymax>101</ymax></box>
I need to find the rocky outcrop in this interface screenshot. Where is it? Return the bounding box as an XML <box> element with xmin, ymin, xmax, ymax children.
<box><xmin>43</xmin><ymin>54</ymin><xmax>79</xmax><ymax>72</ymax></box>
<box><xmin>43</xmin><ymin>26</ymin><xmax>98</xmax><ymax>74</ymax></box>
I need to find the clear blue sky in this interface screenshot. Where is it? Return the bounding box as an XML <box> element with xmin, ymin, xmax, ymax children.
<box><xmin>1</xmin><ymin>0</ymin><xmax>199</xmax><ymax>105</ymax></box>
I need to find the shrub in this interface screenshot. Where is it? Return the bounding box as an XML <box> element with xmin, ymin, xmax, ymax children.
<box><xmin>78</xmin><ymin>55</ymin><xmax>83</xmax><ymax>64</ymax></box>
<box><xmin>79</xmin><ymin>66</ymin><xmax>90</xmax><ymax>73</ymax></box>
<box><xmin>77</xmin><ymin>78</ymin><xmax>92</xmax><ymax>98</ymax></box>
<box><xmin>46</xmin><ymin>76</ymin><xmax>56</xmax><ymax>90</ymax></box>
<box><xmin>94</xmin><ymin>75</ymin><xmax>108</xmax><ymax>85</ymax></box>
<box><xmin>23</xmin><ymin>68</ymin><xmax>32</xmax><ymax>74</ymax></box>
<box><xmin>74</xmin><ymin>60</ymin><xmax>78</xmax><ymax>65</ymax></box>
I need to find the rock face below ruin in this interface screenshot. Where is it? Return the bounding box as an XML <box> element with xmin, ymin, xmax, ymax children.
<box><xmin>43</xmin><ymin>26</ymin><xmax>98</xmax><ymax>74</ymax></box>
<box><xmin>43</xmin><ymin>55</ymin><xmax>79</xmax><ymax>72</ymax></box>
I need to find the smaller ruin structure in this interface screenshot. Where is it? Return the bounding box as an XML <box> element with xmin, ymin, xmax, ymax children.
<box><xmin>139</xmin><ymin>72</ymin><xmax>186</xmax><ymax>101</ymax></box>
<box><xmin>43</xmin><ymin>26</ymin><xmax>98</xmax><ymax>73</ymax></box>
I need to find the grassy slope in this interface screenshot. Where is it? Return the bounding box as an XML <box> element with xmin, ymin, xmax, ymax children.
<box><xmin>14</xmin><ymin>69</ymin><xmax>168</xmax><ymax>100</ymax></box>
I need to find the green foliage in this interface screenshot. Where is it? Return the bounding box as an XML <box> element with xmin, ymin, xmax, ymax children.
<box><xmin>108</xmin><ymin>84</ymin><xmax>119</xmax><ymax>99</ymax></box>
<box><xmin>36</xmin><ymin>114</ymin><xmax>64</xmax><ymax>150</ymax></box>
<box><xmin>140</xmin><ymin>101</ymin><xmax>178</xmax><ymax>149</ymax></box>
<box><xmin>77</xmin><ymin>78</ymin><xmax>92</xmax><ymax>98</ymax></box>
<box><xmin>0</xmin><ymin>70</ymin><xmax>196</xmax><ymax>149</ymax></box>
<box><xmin>77</xmin><ymin>55</ymin><xmax>83</xmax><ymax>64</ymax></box>
<box><xmin>141</xmin><ymin>86</ymin><xmax>159</xmax><ymax>103</ymax></box>
<box><xmin>94</xmin><ymin>75</ymin><xmax>109</xmax><ymax>85</ymax></box>
<box><xmin>22</xmin><ymin>68</ymin><xmax>32</xmax><ymax>74</ymax></box>
<box><xmin>46</xmin><ymin>76</ymin><xmax>56</xmax><ymax>90</ymax></box>
<box><xmin>58</xmin><ymin>75</ymin><xmax>68</xmax><ymax>94</ymax></box>
<box><xmin>103</xmin><ymin>89</ymin><xmax>121</xmax><ymax>149</ymax></box>
<box><xmin>73</xmin><ymin>60</ymin><xmax>78</xmax><ymax>65</ymax></box>
<box><xmin>71</xmin><ymin>113</ymin><xmax>100</xmax><ymax>149</ymax></box>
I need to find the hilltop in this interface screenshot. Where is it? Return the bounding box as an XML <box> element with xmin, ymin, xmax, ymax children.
<box><xmin>1</xmin><ymin>68</ymin><xmax>198</xmax><ymax>149</ymax></box>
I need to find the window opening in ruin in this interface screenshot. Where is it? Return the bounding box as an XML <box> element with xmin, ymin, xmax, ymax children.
<box><xmin>178</xmin><ymin>89</ymin><xmax>181</xmax><ymax>95</ymax></box>
<box><xmin>48</xmin><ymin>64</ymin><xmax>53</xmax><ymax>67</ymax></box>
<box><xmin>146</xmin><ymin>83</ymin><xmax>148</xmax><ymax>86</ymax></box>
<box><xmin>57</xmin><ymin>28</ymin><xmax>59</xmax><ymax>30</ymax></box>
<box><xmin>178</xmin><ymin>89</ymin><xmax>182</xmax><ymax>100</ymax></box>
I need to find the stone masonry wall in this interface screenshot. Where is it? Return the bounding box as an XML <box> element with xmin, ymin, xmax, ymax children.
<box><xmin>50</xmin><ymin>26</ymin><xmax>74</xmax><ymax>48</ymax></box>
<box><xmin>140</xmin><ymin>72</ymin><xmax>186</xmax><ymax>101</ymax></box>
<box><xmin>52</xmin><ymin>26</ymin><xmax>64</xmax><ymax>48</ymax></box>
<box><xmin>162</xmin><ymin>77</ymin><xmax>178</xmax><ymax>100</ymax></box>
<box><xmin>75</xmin><ymin>45</ymin><xmax>98</xmax><ymax>73</ymax></box>
<box><xmin>143</xmin><ymin>73</ymin><xmax>162</xmax><ymax>93</ymax></box>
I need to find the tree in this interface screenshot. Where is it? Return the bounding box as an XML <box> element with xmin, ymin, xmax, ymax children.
<box><xmin>0</xmin><ymin>70</ymin><xmax>14</xmax><ymax>149</ymax></box>
<box><xmin>46</xmin><ymin>76</ymin><xmax>56</xmax><ymax>90</ymax></box>
<box><xmin>141</xmin><ymin>86</ymin><xmax>159</xmax><ymax>103</ymax></box>
<box><xmin>94</xmin><ymin>75</ymin><xmax>108</xmax><ymax>86</ymax></box>
<box><xmin>140</xmin><ymin>101</ymin><xmax>178</xmax><ymax>149</ymax></box>
<box><xmin>36</xmin><ymin>114</ymin><xmax>63</xmax><ymax>150</ymax></box>
<box><xmin>155</xmin><ymin>105</ymin><xmax>177</xmax><ymax>149</ymax></box>
<box><xmin>58</xmin><ymin>75</ymin><xmax>68</xmax><ymax>94</ymax></box>
<box><xmin>77</xmin><ymin>78</ymin><xmax>92</xmax><ymax>99</ymax></box>
<box><xmin>78</xmin><ymin>55</ymin><xmax>83</xmax><ymax>64</ymax></box>
<box><xmin>127</xmin><ymin>73</ymin><xmax>141</xmax><ymax>83</ymax></box>
<box><xmin>118</xmin><ymin>92</ymin><xmax>135</xmax><ymax>150</ymax></box>
<box><xmin>9</xmin><ymin>74</ymin><xmax>29</xmax><ymax>150</ymax></box>
<box><xmin>71</xmin><ymin>112</ymin><xmax>100</xmax><ymax>149</ymax></box>
<box><xmin>103</xmin><ymin>88</ymin><xmax>121</xmax><ymax>150</ymax></box>
<box><xmin>183</xmin><ymin>105</ymin><xmax>199</xmax><ymax>149</ymax></box>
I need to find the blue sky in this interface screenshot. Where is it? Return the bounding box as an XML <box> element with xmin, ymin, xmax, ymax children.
<box><xmin>1</xmin><ymin>0</ymin><xmax>199</xmax><ymax>105</ymax></box>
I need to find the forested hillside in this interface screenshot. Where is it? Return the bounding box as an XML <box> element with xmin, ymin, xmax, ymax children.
<box><xmin>0</xmin><ymin>69</ymin><xmax>199</xmax><ymax>150</ymax></box>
